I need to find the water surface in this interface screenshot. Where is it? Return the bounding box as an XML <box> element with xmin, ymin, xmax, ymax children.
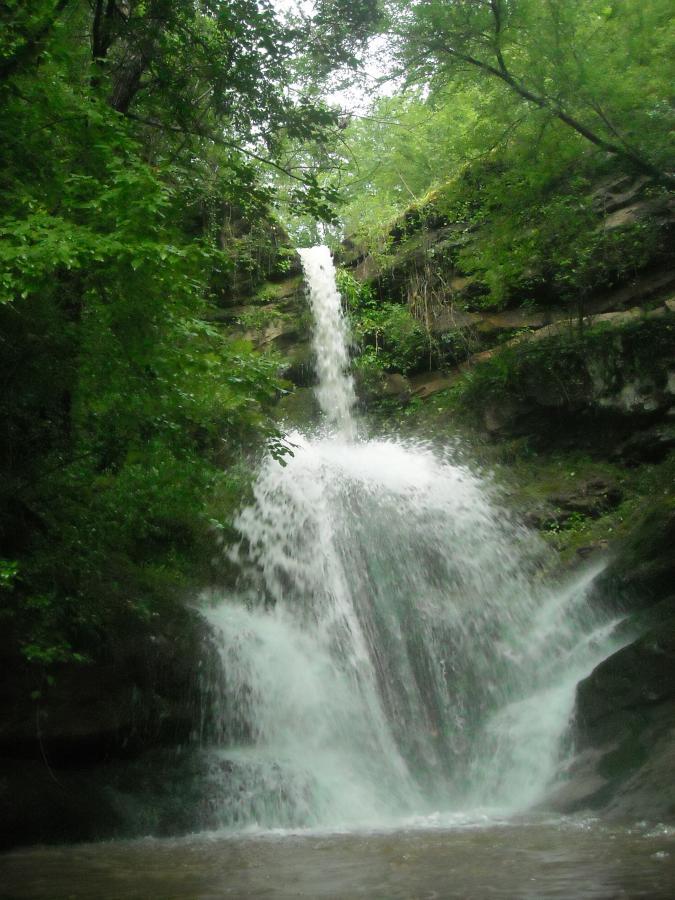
<box><xmin>2</xmin><ymin>817</ymin><xmax>675</xmax><ymax>899</ymax></box>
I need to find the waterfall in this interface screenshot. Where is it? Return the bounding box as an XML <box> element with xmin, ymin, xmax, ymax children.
<box><xmin>298</xmin><ymin>246</ymin><xmax>356</xmax><ymax>437</ymax></box>
<box><xmin>203</xmin><ymin>246</ymin><xmax>623</xmax><ymax>831</ymax></box>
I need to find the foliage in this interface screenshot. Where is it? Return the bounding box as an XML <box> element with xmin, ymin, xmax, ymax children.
<box><xmin>336</xmin><ymin>268</ymin><xmax>375</xmax><ymax>309</ymax></box>
<box><xmin>392</xmin><ymin>0</ymin><xmax>674</xmax><ymax>184</ymax></box>
<box><xmin>338</xmin><ymin>89</ymin><xmax>484</xmax><ymax>240</ymax></box>
<box><xmin>336</xmin><ymin>0</ymin><xmax>673</xmax><ymax>311</ymax></box>
<box><xmin>0</xmin><ymin>0</ymin><xmax>356</xmax><ymax>672</ymax></box>
<box><xmin>338</xmin><ymin>269</ymin><xmax>434</xmax><ymax>374</ymax></box>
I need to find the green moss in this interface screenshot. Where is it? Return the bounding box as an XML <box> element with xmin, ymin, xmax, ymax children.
<box><xmin>499</xmin><ymin>450</ymin><xmax>675</xmax><ymax>561</ymax></box>
<box><xmin>236</xmin><ymin>305</ymin><xmax>288</xmax><ymax>331</ymax></box>
<box><xmin>253</xmin><ymin>275</ymin><xmax>303</xmax><ymax>304</ymax></box>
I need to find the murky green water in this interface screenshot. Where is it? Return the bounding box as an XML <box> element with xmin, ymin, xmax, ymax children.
<box><xmin>2</xmin><ymin>816</ymin><xmax>674</xmax><ymax>899</ymax></box>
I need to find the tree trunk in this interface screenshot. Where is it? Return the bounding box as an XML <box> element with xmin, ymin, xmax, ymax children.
<box><xmin>110</xmin><ymin>55</ymin><xmax>148</xmax><ymax>113</ymax></box>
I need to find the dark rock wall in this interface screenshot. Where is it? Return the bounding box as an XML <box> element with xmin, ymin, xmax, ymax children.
<box><xmin>0</xmin><ymin>606</ymin><xmax>221</xmax><ymax>850</ymax></box>
<box><xmin>549</xmin><ymin>505</ymin><xmax>675</xmax><ymax>818</ymax></box>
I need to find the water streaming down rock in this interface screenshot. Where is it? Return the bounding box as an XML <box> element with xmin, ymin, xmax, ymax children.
<box><xmin>297</xmin><ymin>246</ymin><xmax>357</xmax><ymax>437</ymax></box>
<box><xmin>203</xmin><ymin>246</ymin><xmax>624</xmax><ymax>831</ymax></box>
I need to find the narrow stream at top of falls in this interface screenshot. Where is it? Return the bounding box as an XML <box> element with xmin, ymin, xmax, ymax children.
<box><xmin>296</xmin><ymin>246</ymin><xmax>357</xmax><ymax>438</ymax></box>
<box><xmin>203</xmin><ymin>246</ymin><xmax>624</xmax><ymax>833</ymax></box>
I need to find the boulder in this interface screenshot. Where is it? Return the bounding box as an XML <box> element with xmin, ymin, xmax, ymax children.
<box><xmin>591</xmin><ymin>503</ymin><xmax>675</xmax><ymax>613</ymax></box>
<box><xmin>0</xmin><ymin>606</ymin><xmax>216</xmax><ymax>760</ymax></box>
<box><xmin>0</xmin><ymin>605</ymin><xmax>226</xmax><ymax>849</ymax></box>
<box><xmin>409</xmin><ymin>371</ymin><xmax>459</xmax><ymax>400</ymax></box>
<box><xmin>576</xmin><ymin>624</ymin><xmax>675</xmax><ymax>743</ymax></box>
<box><xmin>0</xmin><ymin>749</ymin><xmax>216</xmax><ymax>850</ymax></box>
<box><xmin>553</xmin><ymin>622</ymin><xmax>675</xmax><ymax>818</ymax></box>
<box><xmin>551</xmin><ymin>504</ymin><xmax>675</xmax><ymax>817</ymax></box>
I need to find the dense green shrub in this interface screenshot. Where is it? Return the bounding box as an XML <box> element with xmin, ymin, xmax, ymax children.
<box><xmin>338</xmin><ymin>269</ymin><xmax>434</xmax><ymax>374</ymax></box>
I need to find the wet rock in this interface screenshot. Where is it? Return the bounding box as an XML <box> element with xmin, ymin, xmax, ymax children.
<box><xmin>449</xmin><ymin>310</ymin><xmax>675</xmax><ymax>442</ymax></box>
<box><xmin>409</xmin><ymin>371</ymin><xmax>458</xmax><ymax>400</ymax></box>
<box><xmin>0</xmin><ymin>607</ymin><xmax>215</xmax><ymax>760</ymax></box>
<box><xmin>275</xmin><ymin>387</ymin><xmax>321</xmax><ymax>429</ymax></box>
<box><xmin>280</xmin><ymin>343</ymin><xmax>315</xmax><ymax>387</ymax></box>
<box><xmin>577</xmin><ymin>625</ymin><xmax>675</xmax><ymax>740</ymax></box>
<box><xmin>575</xmin><ymin>539</ymin><xmax>610</xmax><ymax>560</ymax></box>
<box><xmin>555</xmin><ymin>623</ymin><xmax>675</xmax><ymax>817</ymax></box>
<box><xmin>382</xmin><ymin>373</ymin><xmax>411</xmax><ymax>399</ymax></box>
<box><xmin>550</xmin><ymin>607</ymin><xmax>675</xmax><ymax>820</ymax></box>
<box><xmin>592</xmin><ymin>503</ymin><xmax>675</xmax><ymax>613</ymax></box>
<box><xmin>548</xmin><ymin>479</ymin><xmax>622</xmax><ymax>518</ymax></box>
<box><xmin>521</xmin><ymin>504</ymin><xmax>558</xmax><ymax>531</ymax></box>
<box><xmin>614</xmin><ymin>423</ymin><xmax>675</xmax><ymax>465</ymax></box>
<box><xmin>0</xmin><ymin>749</ymin><xmax>215</xmax><ymax>850</ymax></box>
<box><xmin>554</xmin><ymin>505</ymin><xmax>675</xmax><ymax>818</ymax></box>
<box><xmin>604</xmin><ymin>724</ymin><xmax>675</xmax><ymax>819</ymax></box>
<box><xmin>0</xmin><ymin>603</ymin><xmax>225</xmax><ymax>850</ymax></box>
<box><xmin>482</xmin><ymin>399</ymin><xmax>528</xmax><ymax>436</ymax></box>
<box><xmin>242</xmin><ymin>315</ymin><xmax>301</xmax><ymax>348</ymax></box>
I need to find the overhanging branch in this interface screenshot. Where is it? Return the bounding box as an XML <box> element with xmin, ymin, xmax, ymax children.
<box><xmin>428</xmin><ymin>39</ymin><xmax>674</xmax><ymax>187</ymax></box>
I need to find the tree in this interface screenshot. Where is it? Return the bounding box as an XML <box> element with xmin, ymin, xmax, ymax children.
<box><xmin>393</xmin><ymin>0</ymin><xmax>674</xmax><ymax>186</ymax></box>
<box><xmin>0</xmin><ymin>0</ymin><xmax>71</xmax><ymax>81</ymax></box>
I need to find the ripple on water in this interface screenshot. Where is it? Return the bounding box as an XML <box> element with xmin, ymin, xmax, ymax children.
<box><xmin>2</xmin><ymin>817</ymin><xmax>675</xmax><ymax>900</ymax></box>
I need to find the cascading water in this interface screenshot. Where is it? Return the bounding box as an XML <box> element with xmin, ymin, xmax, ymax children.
<box><xmin>294</xmin><ymin>246</ymin><xmax>357</xmax><ymax>437</ymax></box>
<box><xmin>204</xmin><ymin>246</ymin><xmax>624</xmax><ymax>831</ymax></box>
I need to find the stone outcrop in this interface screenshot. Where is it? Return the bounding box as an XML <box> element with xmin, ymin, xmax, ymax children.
<box><xmin>550</xmin><ymin>505</ymin><xmax>675</xmax><ymax>818</ymax></box>
<box><xmin>465</xmin><ymin>310</ymin><xmax>675</xmax><ymax>448</ymax></box>
<box><xmin>0</xmin><ymin>607</ymin><xmax>215</xmax><ymax>758</ymax></box>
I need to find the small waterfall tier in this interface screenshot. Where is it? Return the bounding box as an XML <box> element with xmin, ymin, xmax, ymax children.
<box><xmin>298</xmin><ymin>245</ymin><xmax>357</xmax><ymax>437</ymax></box>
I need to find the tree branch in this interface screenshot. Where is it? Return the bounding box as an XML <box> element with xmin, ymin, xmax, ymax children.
<box><xmin>489</xmin><ymin>0</ymin><xmax>508</xmax><ymax>74</ymax></box>
<box><xmin>431</xmin><ymin>40</ymin><xmax>674</xmax><ymax>187</ymax></box>
<box><xmin>122</xmin><ymin>112</ymin><xmax>321</xmax><ymax>184</ymax></box>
